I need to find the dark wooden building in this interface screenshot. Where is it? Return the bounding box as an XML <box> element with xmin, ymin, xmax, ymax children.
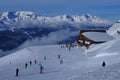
<box><xmin>77</xmin><ymin>30</ymin><xmax>113</xmax><ymax>49</ymax></box>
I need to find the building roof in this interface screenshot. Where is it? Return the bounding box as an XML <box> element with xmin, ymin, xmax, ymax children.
<box><xmin>83</xmin><ymin>32</ymin><xmax>114</xmax><ymax>42</ymax></box>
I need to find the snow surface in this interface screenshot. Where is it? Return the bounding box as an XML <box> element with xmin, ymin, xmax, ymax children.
<box><xmin>0</xmin><ymin>37</ymin><xmax>120</xmax><ymax>80</ymax></box>
<box><xmin>107</xmin><ymin>22</ymin><xmax>120</xmax><ymax>38</ymax></box>
<box><xmin>0</xmin><ymin>21</ymin><xmax>120</xmax><ymax>80</ymax></box>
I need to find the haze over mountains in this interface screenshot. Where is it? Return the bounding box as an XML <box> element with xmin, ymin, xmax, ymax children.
<box><xmin>0</xmin><ymin>11</ymin><xmax>115</xmax><ymax>56</ymax></box>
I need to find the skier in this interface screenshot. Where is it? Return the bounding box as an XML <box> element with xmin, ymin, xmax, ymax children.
<box><xmin>15</xmin><ymin>68</ymin><xmax>19</xmax><ymax>76</ymax></box>
<box><xmin>10</xmin><ymin>61</ymin><xmax>11</xmax><ymax>64</ymax></box>
<box><xmin>61</xmin><ymin>45</ymin><xmax>63</xmax><ymax>48</ymax></box>
<box><xmin>39</xmin><ymin>64</ymin><xmax>43</xmax><ymax>74</ymax></box>
<box><xmin>44</xmin><ymin>56</ymin><xmax>46</xmax><ymax>60</ymax></box>
<box><xmin>29</xmin><ymin>61</ymin><xmax>32</xmax><ymax>66</ymax></box>
<box><xmin>102</xmin><ymin>61</ymin><xmax>106</xmax><ymax>67</ymax></box>
<box><xmin>58</xmin><ymin>54</ymin><xmax>61</xmax><ymax>59</ymax></box>
<box><xmin>117</xmin><ymin>31</ymin><xmax>120</xmax><ymax>34</ymax></box>
<box><xmin>69</xmin><ymin>43</ymin><xmax>72</xmax><ymax>51</ymax></box>
<box><xmin>25</xmin><ymin>63</ymin><xmax>28</xmax><ymax>68</ymax></box>
<box><xmin>34</xmin><ymin>59</ymin><xmax>37</xmax><ymax>64</ymax></box>
<box><xmin>60</xmin><ymin>59</ymin><xmax>63</xmax><ymax>64</ymax></box>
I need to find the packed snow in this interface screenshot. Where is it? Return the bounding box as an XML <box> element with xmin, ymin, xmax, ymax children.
<box><xmin>107</xmin><ymin>21</ymin><xmax>120</xmax><ymax>38</ymax></box>
<box><xmin>0</xmin><ymin>36</ymin><xmax>120</xmax><ymax>80</ymax></box>
<box><xmin>0</xmin><ymin>21</ymin><xmax>120</xmax><ymax>80</ymax></box>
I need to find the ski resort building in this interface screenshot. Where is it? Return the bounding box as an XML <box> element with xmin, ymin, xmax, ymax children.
<box><xmin>77</xmin><ymin>30</ymin><xmax>114</xmax><ymax>49</ymax></box>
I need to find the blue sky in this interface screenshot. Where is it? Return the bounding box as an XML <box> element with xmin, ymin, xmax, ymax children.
<box><xmin>0</xmin><ymin>0</ymin><xmax>120</xmax><ymax>21</ymax></box>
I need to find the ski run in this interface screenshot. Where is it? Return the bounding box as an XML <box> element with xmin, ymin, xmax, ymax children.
<box><xmin>0</xmin><ymin>22</ymin><xmax>120</xmax><ymax>80</ymax></box>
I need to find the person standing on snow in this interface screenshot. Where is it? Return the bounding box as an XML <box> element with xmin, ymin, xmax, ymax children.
<box><xmin>34</xmin><ymin>59</ymin><xmax>37</xmax><ymax>64</ymax></box>
<box><xmin>29</xmin><ymin>61</ymin><xmax>32</xmax><ymax>66</ymax></box>
<box><xmin>25</xmin><ymin>63</ymin><xmax>28</xmax><ymax>68</ymax></box>
<box><xmin>39</xmin><ymin>64</ymin><xmax>43</xmax><ymax>74</ymax></box>
<box><xmin>69</xmin><ymin>43</ymin><xmax>72</xmax><ymax>51</ymax></box>
<box><xmin>60</xmin><ymin>59</ymin><xmax>63</xmax><ymax>64</ymax></box>
<box><xmin>102</xmin><ymin>61</ymin><xmax>106</xmax><ymax>67</ymax></box>
<box><xmin>58</xmin><ymin>54</ymin><xmax>61</xmax><ymax>59</ymax></box>
<box><xmin>44</xmin><ymin>56</ymin><xmax>46</xmax><ymax>61</ymax></box>
<box><xmin>15</xmin><ymin>68</ymin><xmax>19</xmax><ymax>76</ymax></box>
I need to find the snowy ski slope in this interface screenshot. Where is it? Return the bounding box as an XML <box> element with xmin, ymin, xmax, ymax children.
<box><xmin>0</xmin><ymin>22</ymin><xmax>120</xmax><ymax>80</ymax></box>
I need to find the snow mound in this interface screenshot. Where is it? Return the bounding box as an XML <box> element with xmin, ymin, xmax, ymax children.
<box><xmin>86</xmin><ymin>38</ymin><xmax>120</xmax><ymax>57</ymax></box>
<box><xmin>107</xmin><ymin>21</ymin><xmax>120</xmax><ymax>38</ymax></box>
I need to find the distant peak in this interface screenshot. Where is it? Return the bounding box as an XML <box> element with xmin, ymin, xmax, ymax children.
<box><xmin>15</xmin><ymin>11</ymin><xmax>35</xmax><ymax>15</ymax></box>
<box><xmin>62</xmin><ymin>14</ymin><xmax>74</xmax><ymax>21</ymax></box>
<box><xmin>83</xmin><ymin>13</ymin><xmax>97</xmax><ymax>19</ymax></box>
<box><xmin>62</xmin><ymin>14</ymin><xmax>71</xmax><ymax>17</ymax></box>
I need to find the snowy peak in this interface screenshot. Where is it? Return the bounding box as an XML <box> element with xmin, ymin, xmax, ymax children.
<box><xmin>0</xmin><ymin>11</ymin><xmax>36</xmax><ymax>19</ymax></box>
<box><xmin>15</xmin><ymin>11</ymin><xmax>35</xmax><ymax>16</ymax></box>
<box><xmin>80</xmin><ymin>14</ymin><xmax>111</xmax><ymax>24</ymax></box>
<box><xmin>54</xmin><ymin>13</ymin><xmax>111</xmax><ymax>23</ymax></box>
<box><xmin>0</xmin><ymin>11</ymin><xmax>43</xmax><ymax>22</ymax></box>
<box><xmin>0</xmin><ymin>11</ymin><xmax>113</xmax><ymax>30</ymax></box>
<box><xmin>81</xmin><ymin>13</ymin><xmax>97</xmax><ymax>19</ymax></box>
<box><xmin>61</xmin><ymin>14</ymin><xmax>75</xmax><ymax>21</ymax></box>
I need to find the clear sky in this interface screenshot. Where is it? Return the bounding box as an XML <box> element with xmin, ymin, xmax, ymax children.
<box><xmin>0</xmin><ymin>0</ymin><xmax>120</xmax><ymax>21</ymax></box>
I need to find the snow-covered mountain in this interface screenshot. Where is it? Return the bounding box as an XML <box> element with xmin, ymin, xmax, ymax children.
<box><xmin>0</xmin><ymin>11</ymin><xmax>113</xmax><ymax>30</ymax></box>
<box><xmin>0</xmin><ymin>11</ymin><xmax>115</xmax><ymax>53</ymax></box>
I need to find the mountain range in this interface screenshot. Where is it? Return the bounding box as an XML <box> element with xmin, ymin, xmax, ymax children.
<box><xmin>0</xmin><ymin>11</ymin><xmax>113</xmax><ymax>30</ymax></box>
<box><xmin>0</xmin><ymin>11</ymin><xmax>114</xmax><ymax>55</ymax></box>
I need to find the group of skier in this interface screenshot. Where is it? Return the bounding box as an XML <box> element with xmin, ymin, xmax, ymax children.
<box><xmin>58</xmin><ymin>54</ymin><xmax>63</xmax><ymax>64</ymax></box>
<box><xmin>14</xmin><ymin>45</ymin><xmax>106</xmax><ymax>77</ymax></box>
<box><xmin>15</xmin><ymin>53</ymin><xmax>64</xmax><ymax>77</ymax></box>
<box><xmin>15</xmin><ymin>59</ymin><xmax>44</xmax><ymax>77</ymax></box>
<box><xmin>61</xmin><ymin>43</ymin><xmax>77</xmax><ymax>52</ymax></box>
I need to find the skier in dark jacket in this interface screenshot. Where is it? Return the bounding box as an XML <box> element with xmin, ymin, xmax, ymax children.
<box><xmin>30</xmin><ymin>61</ymin><xmax>32</xmax><ymax>66</ymax></box>
<box><xmin>25</xmin><ymin>63</ymin><xmax>28</xmax><ymax>68</ymax></box>
<box><xmin>102</xmin><ymin>61</ymin><xmax>106</xmax><ymax>67</ymax></box>
<box><xmin>16</xmin><ymin>68</ymin><xmax>19</xmax><ymax>76</ymax></box>
<box><xmin>60</xmin><ymin>59</ymin><xmax>63</xmax><ymax>64</ymax></box>
<box><xmin>44</xmin><ymin>56</ymin><xmax>46</xmax><ymax>60</ymax></box>
<box><xmin>58</xmin><ymin>54</ymin><xmax>61</xmax><ymax>59</ymax></box>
